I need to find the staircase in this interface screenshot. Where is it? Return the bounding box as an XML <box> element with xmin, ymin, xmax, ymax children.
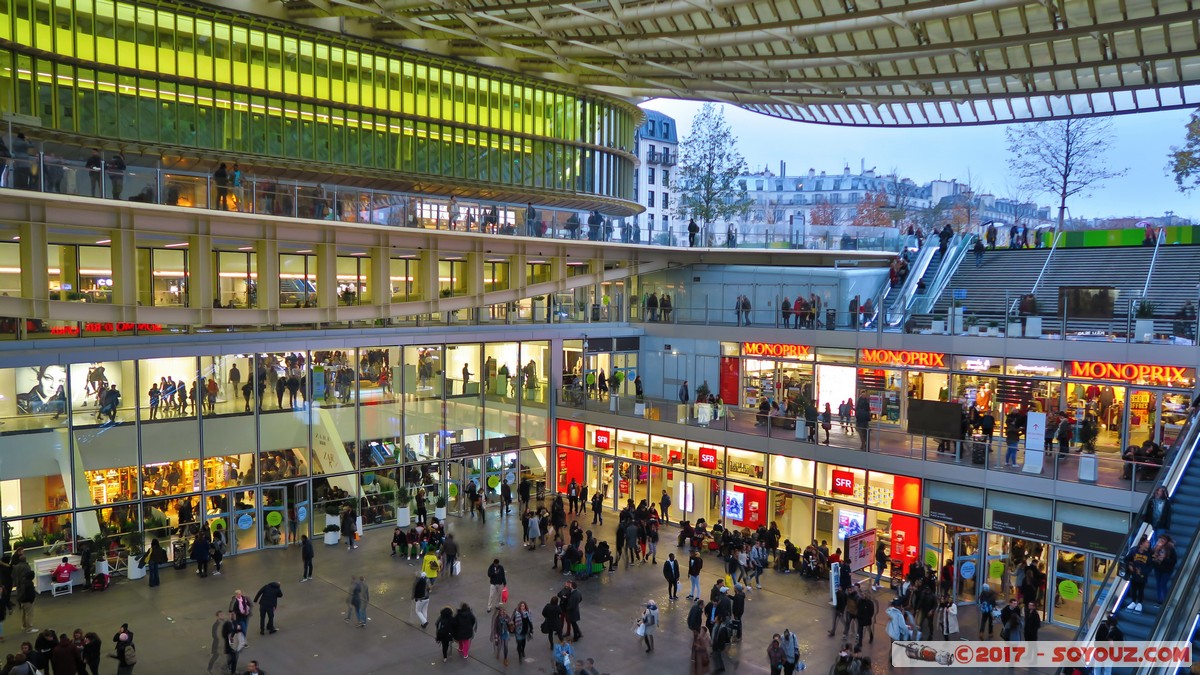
<box><xmin>1145</xmin><ymin>246</ymin><xmax>1200</xmax><ymax>310</ymax></box>
<box><xmin>929</xmin><ymin>248</ymin><xmax>1052</xmax><ymax>316</ymax></box>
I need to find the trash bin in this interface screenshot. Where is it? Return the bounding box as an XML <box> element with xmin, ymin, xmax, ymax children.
<box><xmin>826</xmin><ymin>308</ymin><xmax>837</xmax><ymax>330</ymax></box>
<box><xmin>591</xmin><ymin>303</ymin><xmax>601</xmax><ymax>321</ymax></box>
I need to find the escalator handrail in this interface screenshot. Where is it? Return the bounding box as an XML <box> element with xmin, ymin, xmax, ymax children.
<box><xmin>884</xmin><ymin>238</ymin><xmax>938</xmax><ymax>327</ymax></box>
<box><xmin>912</xmin><ymin>233</ymin><xmax>974</xmax><ymax>315</ymax></box>
<box><xmin>1075</xmin><ymin>404</ymin><xmax>1200</xmax><ymax>644</ymax></box>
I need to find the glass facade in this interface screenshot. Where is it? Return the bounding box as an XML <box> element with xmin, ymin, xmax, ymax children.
<box><xmin>0</xmin><ymin>340</ymin><xmax>548</xmax><ymax>561</ymax></box>
<box><xmin>0</xmin><ymin>0</ymin><xmax>638</xmax><ymax>199</ymax></box>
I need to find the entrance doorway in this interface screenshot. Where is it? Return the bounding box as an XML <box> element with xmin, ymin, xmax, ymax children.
<box><xmin>954</xmin><ymin>531</ymin><xmax>981</xmax><ymax>602</ymax></box>
<box><xmin>262</xmin><ymin>482</ymin><xmax>310</xmax><ymax>547</ymax></box>
<box><xmin>207</xmin><ymin>489</ymin><xmax>261</xmax><ymax>555</ymax></box>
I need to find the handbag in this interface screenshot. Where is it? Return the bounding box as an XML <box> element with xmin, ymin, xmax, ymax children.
<box><xmin>501</xmin><ymin>586</ymin><xmax>509</xmax><ymax>604</ymax></box>
<box><xmin>635</xmin><ymin>622</ymin><xmax>646</xmax><ymax>637</ymax></box>
<box><xmin>453</xmin><ymin>560</ymin><xmax>462</xmax><ymax>576</ymax></box>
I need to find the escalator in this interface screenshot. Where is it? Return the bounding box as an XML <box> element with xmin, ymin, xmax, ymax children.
<box><xmin>1075</xmin><ymin>406</ymin><xmax>1200</xmax><ymax>673</ymax></box>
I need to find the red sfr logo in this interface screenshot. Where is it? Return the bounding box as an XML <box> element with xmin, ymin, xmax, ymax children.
<box><xmin>832</xmin><ymin>470</ymin><xmax>855</xmax><ymax>495</ymax></box>
<box><xmin>698</xmin><ymin>449</ymin><xmax>718</xmax><ymax>469</ymax></box>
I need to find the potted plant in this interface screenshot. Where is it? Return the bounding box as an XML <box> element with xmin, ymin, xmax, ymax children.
<box><xmin>987</xmin><ymin>320</ymin><xmax>1000</xmax><ymax>337</ymax></box>
<box><xmin>125</xmin><ymin>531</ymin><xmax>147</xmax><ymax>580</ymax></box>
<box><xmin>397</xmin><ymin>487</ymin><xmax>412</xmax><ymax>524</ymax></box>
<box><xmin>435</xmin><ymin>496</ymin><xmax>448</xmax><ymax>520</ymax></box>
<box><xmin>325</xmin><ymin>503</ymin><xmax>342</xmax><ymax>533</ymax></box>
<box><xmin>1135</xmin><ymin>299</ymin><xmax>1156</xmax><ymax>343</ymax></box>
<box><xmin>323</xmin><ymin>524</ymin><xmax>341</xmax><ymax>546</ymax></box>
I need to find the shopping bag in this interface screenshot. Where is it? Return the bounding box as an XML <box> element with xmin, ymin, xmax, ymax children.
<box><xmin>635</xmin><ymin>622</ymin><xmax>646</xmax><ymax>637</ymax></box>
<box><xmin>724</xmin><ymin>574</ymin><xmax>734</xmax><ymax>589</ymax></box>
<box><xmin>453</xmin><ymin>560</ymin><xmax>462</xmax><ymax>576</ymax></box>
<box><xmin>501</xmin><ymin>586</ymin><xmax>509</xmax><ymax>604</ymax></box>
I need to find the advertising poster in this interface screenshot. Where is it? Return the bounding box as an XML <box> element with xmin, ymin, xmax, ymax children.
<box><xmin>69</xmin><ymin>362</ymin><xmax>123</xmax><ymax>410</ymax></box>
<box><xmin>838</xmin><ymin>509</ymin><xmax>865</xmax><ymax>541</ymax></box>
<box><xmin>722</xmin><ymin>490</ymin><xmax>745</xmax><ymax>521</ymax></box>
<box><xmin>14</xmin><ymin>364</ymin><xmax>67</xmax><ymax>415</ymax></box>
<box><xmin>847</xmin><ymin>528</ymin><xmax>877</xmax><ymax>572</ymax></box>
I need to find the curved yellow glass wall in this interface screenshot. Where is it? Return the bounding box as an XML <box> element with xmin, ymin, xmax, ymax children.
<box><xmin>0</xmin><ymin>340</ymin><xmax>549</xmax><ymax>557</ymax></box>
<box><xmin>0</xmin><ymin>0</ymin><xmax>637</xmax><ymax>199</ymax></box>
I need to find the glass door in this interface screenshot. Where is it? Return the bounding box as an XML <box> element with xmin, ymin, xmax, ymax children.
<box><xmin>261</xmin><ymin>486</ymin><xmax>288</xmax><ymax>548</ymax></box>
<box><xmin>290</xmin><ymin>482</ymin><xmax>311</xmax><ymax>544</ymax></box>
<box><xmin>954</xmin><ymin>531</ymin><xmax>981</xmax><ymax>603</ymax></box>
<box><xmin>230</xmin><ymin>489</ymin><xmax>260</xmax><ymax>554</ymax></box>
<box><xmin>1051</xmin><ymin>548</ymin><xmax>1086</xmax><ymax>628</ymax></box>
<box><xmin>922</xmin><ymin>522</ymin><xmax>947</xmax><ymax>581</ymax></box>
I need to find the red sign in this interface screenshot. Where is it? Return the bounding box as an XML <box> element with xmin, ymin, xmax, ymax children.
<box><xmin>698</xmin><ymin>447</ymin><xmax>718</xmax><ymax>470</ymax></box>
<box><xmin>860</xmin><ymin>349</ymin><xmax>945</xmax><ymax>368</ymax></box>
<box><xmin>831</xmin><ymin>470</ymin><xmax>855</xmax><ymax>496</ymax></box>
<box><xmin>51</xmin><ymin>322</ymin><xmax>164</xmax><ymax>336</ymax></box>
<box><xmin>593</xmin><ymin>429</ymin><xmax>611</xmax><ymax>449</ymax></box>
<box><xmin>742</xmin><ymin>342</ymin><xmax>812</xmax><ymax>359</ymax></box>
<box><xmin>1068</xmin><ymin>361</ymin><xmax>1192</xmax><ymax>385</ymax></box>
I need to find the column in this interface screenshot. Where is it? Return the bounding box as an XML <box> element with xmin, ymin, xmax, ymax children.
<box><xmin>109</xmin><ymin>229</ymin><xmax>137</xmax><ymax>309</ymax></box>
<box><xmin>18</xmin><ymin>221</ymin><xmax>48</xmax><ymax>300</ymax></box>
<box><xmin>255</xmin><ymin>238</ymin><xmax>279</xmax><ymax>310</ymax></box>
<box><xmin>187</xmin><ymin>234</ymin><xmax>213</xmax><ymax>310</ymax></box>
<box><xmin>315</xmin><ymin>243</ymin><xmax>337</xmax><ymax>309</ymax></box>
<box><xmin>414</xmin><ymin>248</ymin><xmax>438</xmax><ymax>302</ymax></box>
<box><xmin>370</xmin><ymin>243</ymin><xmax>389</xmax><ymax>306</ymax></box>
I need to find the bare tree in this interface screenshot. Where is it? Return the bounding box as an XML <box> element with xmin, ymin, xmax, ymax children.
<box><xmin>1005</xmin><ymin>118</ymin><xmax>1127</xmax><ymax>229</ymax></box>
<box><xmin>676</xmin><ymin>103</ymin><xmax>752</xmax><ymax>228</ymax></box>
<box><xmin>1168</xmin><ymin>108</ymin><xmax>1200</xmax><ymax>192</ymax></box>
<box><xmin>884</xmin><ymin>168</ymin><xmax>918</xmax><ymax>227</ymax></box>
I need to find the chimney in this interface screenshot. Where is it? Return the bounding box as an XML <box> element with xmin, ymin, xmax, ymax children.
<box><xmin>780</xmin><ymin>161</ymin><xmax>786</xmax><ymax>177</ymax></box>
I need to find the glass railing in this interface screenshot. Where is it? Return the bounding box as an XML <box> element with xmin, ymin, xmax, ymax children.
<box><xmin>559</xmin><ymin>390</ymin><xmax>1164</xmax><ymax>494</ymax></box>
<box><xmin>0</xmin><ymin>155</ymin><xmax>903</xmax><ymax>253</ymax></box>
<box><xmin>629</xmin><ymin>284</ymin><xmax>1200</xmax><ymax>344</ymax></box>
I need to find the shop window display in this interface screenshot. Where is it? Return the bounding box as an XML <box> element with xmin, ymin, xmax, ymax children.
<box><xmin>312</xmin><ymin>474</ymin><xmax>359</xmax><ymax>530</ymax></box>
<box><xmin>360</xmin><ymin>470</ymin><xmax>398</xmax><ymax>528</ymax></box>
<box><xmin>142</xmin><ymin>496</ymin><xmax>202</xmax><ymax>540</ymax></box>
<box><xmin>520</xmin><ymin>341</ymin><xmax>550</xmax><ymax>410</ymax></box>
<box><xmin>769</xmin><ymin>492</ymin><xmax>814</xmax><ymax>555</ymax></box>
<box><xmin>202</xmin><ymin>453</ymin><xmax>256</xmax><ymax>490</ymax></box>
<box><xmin>258</xmin><ymin>448</ymin><xmax>308</xmax><ymax>482</ymax></box>
<box><xmin>725</xmin><ymin>448</ymin><xmax>765</xmax><ymax>484</ymax></box>
<box><xmin>0</xmin><ymin>419</ymin><xmax>75</xmax><ymax>525</ymax></box>
<box><xmin>81</xmin><ymin>505</ymin><xmax>142</xmax><ymax>575</ymax></box>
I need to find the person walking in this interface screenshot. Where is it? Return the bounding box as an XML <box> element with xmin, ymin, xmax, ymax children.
<box><xmin>300</xmin><ymin>534</ymin><xmax>314</xmax><ymax>581</ymax></box>
<box><xmin>253</xmin><ymin>581</ymin><xmax>283</xmax><ymax>635</ymax></box>
<box><xmin>541</xmin><ymin>597</ymin><xmax>563</xmax><ymax>648</ymax></box>
<box><xmin>1023</xmin><ymin>602</ymin><xmax>1041</xmax><ymax>641</ymax></box>
<box><xmin>490</xmin><ymin>603</ymin><xmax>512</xmax><ymax>666</ymax></box>
<box><xmin>111</xmin><ymin>630</ymin><xmax>136</xmax><ymax>675</ymax></box>
<box><xmin>663</xmin><ymin>553</ymin><xmax>681</xmax><ymax>600</ymax></box>
<box><xmin>639</xmin><ymin>599</ymin><xmax>659</xmax><ymax>652</ymax></box>
<box><xmin>435</xmin><ymin>607</ymin><xmax>457</xmax><ymax>663</ymax></box>
<box><xmin>512</xmin><ymin>601</ymin><xmax>533</xmax><ymax>664</ymax></box>
<box><xmin>780</xmin><ymin>628</ymin><xmax>800</xmax><ymax>674</ymax></box>
<box><xmin>442</xmin><ymin>534</ymin><xmax>459</xmax><ymax>577</ymax></box>
<box><xmin>340</xmin><ymin>506</ymin><xmax>358</xmax><ymax>550</ymax></box>
<box><xmin>453</xmin><ymin>603</ymin><xmax>477</xmax><ymax>659</ymax></box>
<box><xmin>486</xmin><ymin>559</ymin><xmax>506</xmax><ymax>613</ymax></box>
<box><xmin>687</xmin><ymin>218</ymin><xmax>699</xmax><ymax>247</ymax></box>
<box><xmin>767</xmin><ymin>634</ymin><xmax>784</xmax><ymax>675</ymax></box>
<box><xmin>229</xmin><ymin>590</ymin><xmax>253</xmax><ymax>637</ymax></box>
<box><xmin>711</xmin><ymin>615</ymin><xmax>733</xmax><ymax>673</ymax></box>
<box><xmin>978</xmin><ymin>583</ymin><xmax>998</xmax><ymax>638</ymax></box>
<box><xmin>687</xmin><ymin>550</ymin><xmax>703</xmax><ymax>600</ymax></box>
<box><xmin>563</xmin><ymin>581</ymin><xmax>584</xmax><ymax>640</ymax></box>
<box><xmin>413</xmin><ymin>571</ymin><xmax>431</xmax><ymax>628</ymax></box>
<box><xmin>346</xmin><ymin>575</ymin><xmax>369</xmax><ymax>628</ymax></box>
<box><xmin>225</xmin><ymin>622</ymin><xmax>246</xmax><ymax>675</ymax></box>
<box><xmin>422</xmin><ymin>548</ymin><xmax>441</xmax><ymax>588</ymax></box>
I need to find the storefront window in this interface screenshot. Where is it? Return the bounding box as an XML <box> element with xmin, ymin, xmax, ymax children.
<box><xmin>0</xmin><ymin>241</ymin><xmax>20</xmax><ymax>297</ymax></box>
<box><xmin>815</xmin><ymin>464</ymin><xmax>864</xmax><ymax>501</ymax></box>
<box><xmin>389</xmin><ymin>256</ymin><xmax>416</xmax><ymax>302</ymax></box>
<box><xmin>359</xmin><ymin>346</ymin><xmax>401</xmax><ymax>469</ymax></box>
<box><xmin>686</xmin><ymin>442</ymin><xmax>724</xmax><ymax>474</ymax></box>
<box><xmin>584</xmin><ymin>425</ymin><xmax>614</xmax><ymax>453</ymax></box>
<box><xmin>726</xmin><ymin>448</ymin><xmax>764</xmax><ymax>484</ymax></box>
<box><xmin>483</xmin><ymin>342</ymin><xmax>520</xmax><ymax>403</ymax></box>
<box><xmin>48</xmin><ymin>244</ymin><xmax>113</xmax><ymax>304</ymax></box>
<box><xmin>215</xmin><ymin>250</ymin><xmax>257</xmax><ymax>308</ymax></box>
<box><xmin>280</xmin><ymin>252</ymin><xmax>317</xmax><ymax>307</ymax></box>
<box><xmin>723</xmin><ymin>480</ymin><xmax>769</xmax><ymax>531</ymax></box>
<box><xmin>336</xmin><ymin>254</ymin><xmax>370</xmax><ymax>305</ymax></box>
<box><xmin>519</xmin><ymin>341</ymin><xmax>550</xmax><ymax>412</ymax></box>
<box><xmin>138</xmin><ymin>247</ymin><xmax>188</xmax><ymax>307</ymax></box>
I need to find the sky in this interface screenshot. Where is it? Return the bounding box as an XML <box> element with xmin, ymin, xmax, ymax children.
<box><xmin>639</xmin><ymin>99</ymin><xmax>1199</xmax><ymax>221</ymax></box>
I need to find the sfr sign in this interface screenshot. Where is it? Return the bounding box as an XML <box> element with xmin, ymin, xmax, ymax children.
<box><xmin>698</xmin><ymin>448</ymin><xmax>718</xmax><ymax>469</ymax></box>
<box><xmin>831</xmin><ymin>469</ymin><xmax>855</xmax><ymax>495</ymax></box>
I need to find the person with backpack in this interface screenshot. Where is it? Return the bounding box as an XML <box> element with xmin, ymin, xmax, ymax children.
<box><xmin>639</xmin><ymin>599</ymin><xmax>658</xmax><ymax>652</ymax></box>
<box><xmin>111</xmin><ymin>630</ymin><xmax>136</xmax><ymax>674</ymax></box>
<box><xmin>435</xmin><ymin>606</ymin><xmax>457</xmax><ymax>662</ymax></box>
<box><xmin>978</xmin><ymin>583</ymin><xmax>998</xmax><ymax>638</ymax></box>
<box><xmin>778</xmin><ymin>628</ymin><xmax>800</xmax><ymax>674</ymax></box>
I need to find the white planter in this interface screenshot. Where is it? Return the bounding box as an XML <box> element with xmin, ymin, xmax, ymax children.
<box><xmin>634</xmin><ymin>402</ymin><xmax>646</xmax><ymax>416</ymax></box>
<box><xmin>397</xmin><ymin>506</ymin><xmax>411</xmax><ymax>525</ymax></box>
<box><xmin>324</xmin><ymin>531</ymin><xmax>340</xmax><ymax>546</ymax></box>
<box><xmin>1135</xmin><ymin>318</ymin><xmax>1155</xmax><ymax>343</ymax></box>
<box><xmin>931</xmin><ymin>320</ymin><xmax>946</xmax><ymax>334</ymax></box>
<box><xmin>609</xmin><ymin>395</ymin><xmax>618</xmax><ymax>412</ymax></box>
<box><xmin>1025</xmin><ymin>316</ymin><xmax>1043</xmax><ymax>336</ymax></box>
<box><xmin>435</xmin><ymin>506</ymin><xmax>447</xmax><ymax>520</ymax></box>
<box><xmin>986</xmin><ymin>327</ymin><xmax>999</xmax><ymax>337</ymax></box>
<box><xmin>950</xmin><ymin>307</ymin><xmax>966</xmax><ymax>334</ymax></box>
<box><xmin>1077</xmin><ymin>454</ymin><xmax>1098</xmax><ymax>482</ymax></box>
<box><xmin>1008</xmin><ymin>322</ymin><xmax>1023</xmax><ymax>337</ymax></box>
<box><xmin>127</xmin><ymin>561</ymin><xmax>146</xmax><ymax>580</ymax></box>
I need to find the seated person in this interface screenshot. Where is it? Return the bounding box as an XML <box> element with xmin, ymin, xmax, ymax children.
<box><xmin>561</xmin><ymin>544</ymin><xmax>582</xmax><ymax>571</ymax></box>
<box><xmin>678</xmin><ymin>520</ymin><xmax>694</xmax><ymax>547</ymax></box>
<box><xmin>390</xmin><ymin>527</ymin><xmax>405</xmax><ymax>556</ymax></box>
<box><xmin>52</xmin><ymin>556</ymin><xmax>78</xmax><ymax>584</ymax></box>
<box><xmin>594</xmin><ymin>541</ymin><xmax>614</xmax><ymax>571</ymax></box>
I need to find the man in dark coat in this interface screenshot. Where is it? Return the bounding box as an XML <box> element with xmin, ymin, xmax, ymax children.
<box><xmin>253</xmin><ymin>581</ymin><xmax>283</xmax><ymax>635</ymax></box>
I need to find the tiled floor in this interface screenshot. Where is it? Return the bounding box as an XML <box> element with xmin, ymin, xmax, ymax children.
<box><xmin>7</xmin><ymin>507</ymin><xmax>1072</xmax><ymax>674</ymax></box>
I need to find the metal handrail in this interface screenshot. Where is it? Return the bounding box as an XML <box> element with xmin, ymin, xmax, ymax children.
<box><xmin>911</xmin><ymin>233</ymin><xmax>974</xmax><ymax>315</ymax></box>
<box><xmin>1074</xmin><ymin>404</ymin><xmax>1200</xmax><ymax>645</ymax></box>
<box><xmin>1142</xmin><ymin>227</ymin><xmax>1165</xmax><ymax>298</ymax></box>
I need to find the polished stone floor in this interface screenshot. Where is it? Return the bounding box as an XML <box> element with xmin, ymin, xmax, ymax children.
<box><xmin>5</xmin><ymin>506</ymin><xmax>1070</xmax><ymax>674</ymax></box>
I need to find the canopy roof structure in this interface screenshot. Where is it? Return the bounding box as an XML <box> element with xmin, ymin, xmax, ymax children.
<box><xmin>231</xmin><ymin>0</ymin><xmax>1200</xmax><ymax>126</ymax></box>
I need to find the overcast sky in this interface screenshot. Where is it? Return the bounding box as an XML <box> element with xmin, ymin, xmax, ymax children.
<box><xmin>640</xmin><ymin>99</ymin><xmax>1199</xmax><ymax>221</ymax></box>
